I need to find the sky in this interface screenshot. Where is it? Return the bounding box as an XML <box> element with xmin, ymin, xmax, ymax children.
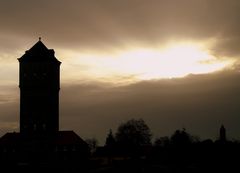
<box><xmin>0</xmin><ymin>0</ymin><xmax>240</xmax><ymax>144</ymax></box>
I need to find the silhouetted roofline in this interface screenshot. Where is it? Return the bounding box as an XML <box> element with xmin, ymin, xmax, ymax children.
<box><xmin>18</xmin><ymin>40</ymin><xmax>61</xmax><ymax>63</ymax></box>
<box><xmin>0</xmin><ymin>131</ymin><xmax>87</xmax><ymax>146</ymax></box>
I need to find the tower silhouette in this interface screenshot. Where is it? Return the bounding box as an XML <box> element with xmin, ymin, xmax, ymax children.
<box><xmin>0</xmin><ymin>39</ymin><xmax>89</xmax><ymax>167</ymax></box>
<box><xmin>18</xmin><ymin>39</ymin><xmax>61</xmax><ymax>136</ymax></box>
<box><xmin>220</xmin><ymin>125</ymin><xmax>226</xmax><ymax>142</ymax></box>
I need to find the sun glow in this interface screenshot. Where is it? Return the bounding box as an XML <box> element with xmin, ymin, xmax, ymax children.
<box><xmin>113</xmin><ymin>45</ymin><xmax>233</xmax><ymax>79</ymax></box>
<box><xmin>63</xmin><ymin>43</ymin><xmax>235</xmax><ymax>84</ymax></box>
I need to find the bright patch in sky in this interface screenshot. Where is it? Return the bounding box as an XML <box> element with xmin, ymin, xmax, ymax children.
<box><xmin>63</xmin><ymin>43</ymin><xmax>235</xmax><ymax>84</ymax></box>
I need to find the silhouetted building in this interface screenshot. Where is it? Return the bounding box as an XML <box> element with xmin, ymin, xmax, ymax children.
<box><xmin>18</xmin><ymin>39</ymin><xmax>61</xmax><ymax>136</ymax></box>
<box><xmin>220</xmin><ymin>125</ymin><xmax>226</xmax><ymax>142</ymax></box>
<box><xmin>105</xmin><ymin>129</ymin><xmax>116</xmax><ymax>147</ymax></box>
<box><xmin>0</xmin><ymin>39</ymin><xmax>89</xmax><ymax>167</ymax></box>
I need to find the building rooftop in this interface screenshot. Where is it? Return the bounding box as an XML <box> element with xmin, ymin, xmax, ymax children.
<box><xmin>18</xmin><ymin>40</ymin><xmax>61</xmax><ymax>63</ymax></box>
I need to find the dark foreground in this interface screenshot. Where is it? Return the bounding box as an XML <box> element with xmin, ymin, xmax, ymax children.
<box><xmin>1</xmin><ymin>141</ymin><xmax>240</xmax><ymax>173</ymax></box>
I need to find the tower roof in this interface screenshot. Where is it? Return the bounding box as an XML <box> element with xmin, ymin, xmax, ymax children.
<box><xmin>18</xmin><ymin>40</ymin><xmax>61</xmax><ymax>63</ymax></box>
<box><xmin>28</xmin><ymin>40</ymin><xmax>49</xmax><ymax>53</ymax></box>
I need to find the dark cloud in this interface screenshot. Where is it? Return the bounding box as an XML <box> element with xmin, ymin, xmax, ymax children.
<box><xmin>58</xmin><ymin>70</ymin><xmax>240</xmax><ymax>144</ymax></box>
<box><xmin>1</xmin><ymin>70</ymin><xmax>240</xmax><ymax>144</ymax></box>
<box><xmin>0</xmin><ymin>101</ymin><xmax>18</xmax><ymax>135</ymax></box>
<box><xmin>0</xmin><ymin>0</ymin><xmax>240</xmax><ymax>57</ymax></box>
<box><xmin>1</xmin><ymin>0</ymin><xmax>240</xmax><ymax>144</ymax></box>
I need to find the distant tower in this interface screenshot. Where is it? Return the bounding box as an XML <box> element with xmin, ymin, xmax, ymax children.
<box><xmin>220</xmin><ymin>125</ymin><xmax>226</xmax><ymax>141</ymax></box>
<box><xmin>18</xmin><ymin>39</ymin><xmax>61</xmax><ymax>136</ymax></box>
<box><xmin>105</xmin><ymin>129</ymin><xmax>116</xmax><ymax>147</ymax></box>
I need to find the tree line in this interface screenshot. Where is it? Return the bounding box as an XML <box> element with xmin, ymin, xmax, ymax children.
<box><xmin>86</xmin><ymin>118</ymin><xmax>233</xmax><ymax>152</ymax></box>
<box><xmin>84</xmin><ymin>119</ymin><xmax>240</xmax><ymax>172</ymax></box>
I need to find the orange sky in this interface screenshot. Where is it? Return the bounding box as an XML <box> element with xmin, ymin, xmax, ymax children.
<box><xmin>0</xmin><ymin>0</ymin><xmax>240</xmax><ymax>144</ymax></box>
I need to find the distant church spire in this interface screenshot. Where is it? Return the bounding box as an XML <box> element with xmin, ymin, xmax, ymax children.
<box><xmin>39</xmin><ymin>37</ymin><xmax>41</xmax><ymax>41</ymax></box>
<box><xmin>220</xmin><ymin>125</ymin><xmax>226</xmax><ymax>142</ymax></box>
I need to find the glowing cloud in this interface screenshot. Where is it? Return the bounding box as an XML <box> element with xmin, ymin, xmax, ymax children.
<box><xmin>62</xmin><ymin>42</ymin><xmax>235</xmax><ymax>84</ymax></box>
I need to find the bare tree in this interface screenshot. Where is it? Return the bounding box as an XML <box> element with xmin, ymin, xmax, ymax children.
<box><xmin>154</xmin><ymin>136</ymin><xmax>170</xmax><ymax>147</ymax></box>
<box><xmin>170</xmin><ymin>128</ymin><xmax>193</xmax><ymax>146</ymax></box>
<box><xmin>115</xmin><ymin>119</ymin><xmax>152</xmax><ymax>147</ymax></box>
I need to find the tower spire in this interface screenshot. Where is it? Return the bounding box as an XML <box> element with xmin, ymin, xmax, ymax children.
<box><xmin>220</xmin><ymin>125</ymin><xmax>226</xmax><ymax>142</ymax></box>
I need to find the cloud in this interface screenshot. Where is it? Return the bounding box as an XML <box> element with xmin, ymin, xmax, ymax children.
<box><xmin>1</xmin><ymin>69</ymin><xmax>240</xmax><ymax>144</ymax></box>
<box><xmin>58</xmin><ymin>70</ymin><xmax>240</xmax><ymax>144</ymax></box>
<box><xmin>1</xmin><ymin>0</ymin><xmax>240</xmax><ymax>144</ymax></box>
<box><xmin>0</xmin><ymin>101</ymin><xmax>18</xmax><ymax>135</ymax></box>
<box><xmin>0</xmin><ymin>0</ymin><xmax>240</xmax><ymax>58</ymax></box>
